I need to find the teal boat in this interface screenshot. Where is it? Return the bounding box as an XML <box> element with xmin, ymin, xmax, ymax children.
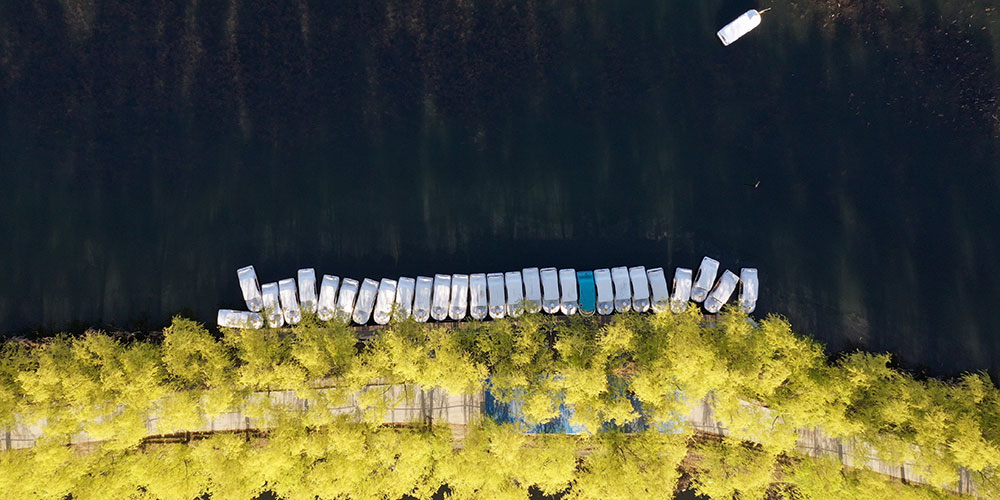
<box><xmin>577</xmin><ymin>271</ymin><xmax>596</xmax><ymax>316</ymax></box>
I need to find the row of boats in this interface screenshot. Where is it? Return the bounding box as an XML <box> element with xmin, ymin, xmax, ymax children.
<box><xmin>218</xmin><ymin>257</ymin><xmax>758</xmax><ymax>329</ymax></box>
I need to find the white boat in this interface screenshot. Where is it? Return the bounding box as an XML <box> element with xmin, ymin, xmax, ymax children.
<box><xmin>336</xmin><ymin>278</ymin><xmax>360</xmax><ymax>324</ymax></box>
<box><xmin>487</xmin><ymin>273</ymin><xmax>506</xmax><ymax>319</ymax></box>
<box><xmin>261</xmin><ymin>282</ymin><xmax>284</xmax><ymax>328</ymax></box>
<box><xmin>691</xmin><ymin>257</ymin><xmax>720</xmax><ymax>303</ymax></box>
<box><xmin>353</xmin><ymin>278</ymin><xmax>379</xmax><ymax>324</ymax></box>
<box><xmin>717</xmin><ymin>9</ymin><xmax>764</xmax><ymax>46</ymax></box>
<box><xmin>559</xmin><ymin>268</ymin><xmax>578</xmax><ymax>316</ymax></box>
<box><xmin>431</xmin><ymin>274</ymin><xmax>452</xmax><ymax>321</ymax></box>
<box><xmin>217</xmin><ymin>309</ymin><xmax>264</xmax><ymax>329</ymax></box>
<box><xmin>738</xmin><ymin>268</ymin><xmax>759</xmax><ymax>313</ymax></box>
<box><xmin>540</xmin><ymin>267</ymin><xmax>560</xmax><ymax>314</ymax></box>
<box><xmin>505</xmin><ymin>271</ymin><xmax>524</xmax><ymax>317</ymax></box>
<box><xmin>611</xmin><ymin>266</ymin><xmax>632</xmax><ymax>313</ymax></box>
<box><xmin>297</xmin><ymin>268</ymin><xmax>318</xmax><ymax>315</ymax></box>
<box><xmin>629</xmin><ymin>266</ymin><xmax>650</xmax><ymax>313</ymax></box>
<box><xmin>647</xmin><ymin>267</ymin><xmax>670</xmax><ymax>313</ymax></box>
<box><xmin>705</xmin><ymin>270</ymin><xmax>739</xmax><ymax>313</ymax></box>
<box><xmin>317</xmin><ymin>275</ymin><xmax>341</xmax><ymax>321</ymax></box>
<box><xmin>594</xmin><ymin>268</ymin><xmax>614</xmax><ymax>315</ymax></box>
<box><xmin>522</xmin><ymin>267</ymin><xmax>542</xmax><ymax>313</ymax></box>
<box><xmin>413</xmin><ymin>276</ymin><xmax>433</xmax><ymax>323</ymax></box>
<box><xmin>373</xmin><ymin>278</ymin><xmax>398</xmax><ymax>325</ymax></box>
<box><xmin>450</xmin><ymin>274</ymin><xmax>470</xmax><ymax>320</ymax></box>
<box><xmin>671</xmin><ymin>268</ymin><xmax>693</xmax><ymax>313</ymax></box>
<box><xmin>278</xmin><ymin>278</ymin><xmax>302</xmax><ymax>325</ymax></box>
<box><xmin>237</xmin><ymin>265</ymin><xmax>263</xmax><ymax>312</ymax></box>
<box><xmin>469</xmin><ymin>273</ymin><xmax>488</xmax><ymax>320</ymax></box>
<box><xmin>394</xmin><ymin>277</ymin><xmax>416</xmax><ymax>320</ymax></box>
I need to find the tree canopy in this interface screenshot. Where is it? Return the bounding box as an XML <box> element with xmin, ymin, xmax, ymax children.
<box><xmin>0</xmin><ymin>309</ymin><xmax>997</xmax><ymax>499</ymax></box>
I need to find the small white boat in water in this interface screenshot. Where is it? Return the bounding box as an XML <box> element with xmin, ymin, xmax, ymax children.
<box><xmin>559</xmin><ymin>268</ymin><xmax>579</xmax><ymax>316</ymax></box>
<box><xmin>317</xmin><ymin>275</ymin><xmax>340</xmax><ymax>321</ymax></box>
<box><xmin>540</xmin><ymin>267</ymin><xmax>560</xmax><ymax>314</ymax></box>
<box><xmin>450</xmin><ymin>274</ymin><xmax>469</xmax><ymax>321</ymax></box>
<box><xmin>522</xmin><ymin>267</ymin><xmax>543</xmax><ymax>313</ymax></box>
<box><xmin>469</xmin><ymin>273</ymin><xmax>488</xmax><ymax>320</ymax></box>
<box><xmin>336</xmin><ymin>278</ymin><xmax>359</xmax><ymax>324</ymax></box>
<box><xmin>373</xmin><ymin>278</ymin><xmax>397</xmax><ymax>325</ymax></box>
<box><xmin>717</xmin><ymin>9</ymin><xmax>766</xmax><ymax>46</ymax></box>
<box><xmin>431</xmin><ymin>274</ymin><xmax>452</xmax><ymax>321</ymax></box>
<box><xmin>237</xmin><ymin>266</ymin><xmax>263</xmax><ymax>312</ymax></box>
<box><xmin>671</xmin><ymin>268</ymin><xmax>693</xmax><ymax>313</ymax></box>
<box><xmin>738</xmin><ymin>268</ymin><xmax>759</xmax><ymax>313</ymax></box>
<box><xmin>487</xmin><ymin>272</ymin><xmax>507</xmax><ymax>319</ymax></box>
<box><xmin>353</xmin><ymin>278</ymin><xmax>379</xmax><ymax>324</ymax></box>
<box><xmin>261</xmin><ymin>282</ymin><xmax>283</xmax><ymax>328</ymax></box>
<box><xmin>394</xmin><ymin>277</ymin><xmax>416</xmax><ymax>320</ymax></box>
<box><xmin>611</xmin><ymin>266</ymin><xmax>632</xmax><ymax>313</ymax></box>
<box><xmin>413</xmin><ymin>276</ymin><xmax>433</xmax><ymax>322</ymax></box>
<box><xmin>217</xmin><ymin>309</ymin><xmax>264</xmax><ymax>329</ymax></box>
<box><xmin>691</xmin><ymin>257</ymin><xmax>720</xmax><ymax>303</ymax></box>
<box><xmin>298</xmin><ymin>268</ymin><xmax>318</xmax><ymax>314</ymax></box>
<box><xmin>629</xmin><ymin>266</ymin><xmax>651</xmax><ymax>313</ymax></box>
<box><xmin>594</xmin><ymin>268</ymin><xmax>614</xmax><ymax>315</ymax></box>
<box><xmin>705</xmin><ymin>270</ymin><xmax>739</xmax><ymax>313</ymax></box>
<box><xmin>505</xmin><ymin>271</ymin><xmax>525</xmax><ymax>317</ymax></box>
<box><xmin>278</xmin><ymin>278</ymin><xmax>302</xmax><ymax>325</ymax></box>
<box><xmin>647</xmin><ymin>267</ymin><xmax>670</xmax><ymax>313</ymax></box>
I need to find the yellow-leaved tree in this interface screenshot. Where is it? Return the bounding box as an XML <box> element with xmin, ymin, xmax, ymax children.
<box><xmin>438</xmin><ymin>422</ymin><xmax>576</xmax><ymax>500</ymax></box>
<box><xmin>0</xmin><ymin>342</ymin><xmax>32</xmax><ymax>428</ymax></box>
<box><xmin>161</xmin><ymin>316</ymin><xmax>238</xmax><ymax>424</ymax></box>
<box><xmin>568</xmin><ymin>429</ymin><xmax>690</xmax><ymax>500</ymax></box>
<box><xmin>690</xmin><ymin>437</ymin><xmax>780</xmax><ymax>500</ymax></box>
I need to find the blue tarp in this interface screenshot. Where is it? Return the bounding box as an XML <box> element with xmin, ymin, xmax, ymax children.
<box><xmin>483</xmin><ymin>375</ymin><xmax>686</xmax><ymax>434</ymax></box>
<box><xmin>484</xmin><ymin>388</ymin><xmax>589</xmax><ymax>434</ymax></box>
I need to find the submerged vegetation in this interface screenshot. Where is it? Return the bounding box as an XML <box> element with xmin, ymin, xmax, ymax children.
<box><xmin>1</xmin><ymin>309</ymin><xmax>998</xmax><ymax>499</ymax></box>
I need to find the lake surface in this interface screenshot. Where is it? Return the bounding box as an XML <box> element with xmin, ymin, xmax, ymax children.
<box><xmin>1</xmin><ymin>0</ymin><xmax>998</xmax><ymax>381</ymax></box>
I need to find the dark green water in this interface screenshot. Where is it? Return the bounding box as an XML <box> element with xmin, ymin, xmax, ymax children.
<box><xmin>2</xmin><ymin>0</ymin><xmax>999</xmax><ymax>380</ymax></box>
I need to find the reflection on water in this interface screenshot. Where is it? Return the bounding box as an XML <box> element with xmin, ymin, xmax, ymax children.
<box><xmin>1</xmin><ymin>0</ymin><xmax>998</xmax><ymax>380</ymax></box>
